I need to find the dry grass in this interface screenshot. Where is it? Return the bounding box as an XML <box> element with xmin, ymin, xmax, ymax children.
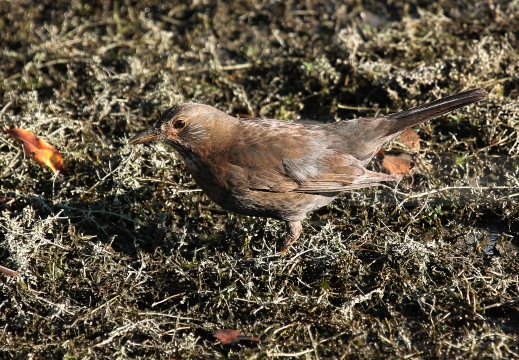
<box><xmin>1</xmin><ymin>0</ymin><xmax>518</xmax><ymax>358</ymax></box>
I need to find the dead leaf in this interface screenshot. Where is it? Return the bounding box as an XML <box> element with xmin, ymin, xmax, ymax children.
<box><xmin>213</xmin><ymin>329</ymin><xmax>260</xmax><ymax>345</ymax></box>
<box><xmin>3</xmin><ymin>128</ymin><xmax>68</xmax><ymax>175</ymax></box>
<box><xmin>399</xmin><ymin>128</ymin><xmax>421</xmax><ymax>151</ymax></box>
<box><xmin>0</xmin><ymin>265</ymin><xmax>19</xmax><ymax>277</ymax></box>
<box><xmin>382</xmin><ymin>155</ymin><xmax>414</xmax><ymax>177</ymax></box>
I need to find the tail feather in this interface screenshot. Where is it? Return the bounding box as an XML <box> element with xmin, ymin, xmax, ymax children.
<box><xmin>385</xmin><ymin>88</ymin><xmax>486</xmax><ymax>136</ymax></box>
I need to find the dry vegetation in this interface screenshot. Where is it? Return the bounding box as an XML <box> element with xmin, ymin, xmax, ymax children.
<box><xmin>1</xmin><ymin>0</ymin><xmax>519</xmax><ymax>358</ymax></box>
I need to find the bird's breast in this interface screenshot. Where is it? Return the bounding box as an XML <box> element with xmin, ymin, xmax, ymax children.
<box><xmin>178</xmin><ymin>151</ymin><xmax>226</xmax><ymax>193</ymax></box>
<box><xmin>182</xmin><ymin>152</ymin><xmax>201</xmax><ymax>175</ymax></box>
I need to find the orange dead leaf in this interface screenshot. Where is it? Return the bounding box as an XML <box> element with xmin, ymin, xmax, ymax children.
<box><xmin>399</xmin><ymin>128</ymin><xmax>421</xmax><ymax>151</ymax></box>
<box><xmin>213</xmin><ymin>329</ymin><xmax>260</xmax><ymax>345</ymax></box>
<box><xmin>0</xmin><ymin>265</ymin><xmax>19</xmax><ymax>277</ymax></box>
<box><xmin>382</xmin><ymin>155</ymin><xmax>414</xmax><ymax>177</ymax></box>
<box><xmin>3</xmin><ymin>128</ymin><xmax>67</xmax><ymax>175</ymax></box>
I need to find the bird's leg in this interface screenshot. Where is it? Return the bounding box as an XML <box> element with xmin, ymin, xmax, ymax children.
<box><xmin>280</xmin><ymin>220</ymin><xmax>302</xmax><ymax>253</ymax></box>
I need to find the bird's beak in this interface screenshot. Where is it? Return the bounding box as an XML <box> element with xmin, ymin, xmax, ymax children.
<box><xmin>128</xmin><ymin>129</ymin><xmax>159</xmax><ymax>145</ymax></box>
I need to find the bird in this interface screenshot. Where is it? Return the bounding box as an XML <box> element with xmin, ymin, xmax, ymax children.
<box><xmin>129</xmin><ymin>88</ymin><xmax>486</xmax><ymax>251</ymax></box>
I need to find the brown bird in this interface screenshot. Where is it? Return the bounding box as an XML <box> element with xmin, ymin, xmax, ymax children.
<box><xmin>129</xmin><ymin>89</ymin><xmax>486</xmax><ymax>251</ymax></box>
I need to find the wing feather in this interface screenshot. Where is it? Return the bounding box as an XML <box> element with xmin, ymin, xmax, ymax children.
<box><xmin>217</xmin><ymin>120</ymin><xmax>394</xmax><ymax>195</ymax></box>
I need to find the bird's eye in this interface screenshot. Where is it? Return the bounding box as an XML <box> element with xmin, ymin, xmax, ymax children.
<box><xmin>173</xmin><ymin>119</ymin><xmax>186</xmax><ymax>129</ymax></box>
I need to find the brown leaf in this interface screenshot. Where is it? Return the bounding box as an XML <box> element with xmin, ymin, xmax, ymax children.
<box><xmin>399</xmin><ymin>128</ymin><xmax>421</xmax><ymax>151</ymax></box>
<box><xmin>0</xmin><ymin>265</ymin><xmax>19</xmax><ymax>277</ymax></box>
<box><xmin>213</xmin><ymin>329</ymin><xmax>260</xmax><ymax>345</ymax></box>
<box><xmin>382</xmin><ymin>155</ymin><xmax>414</xmax><ymax>177</ymax></box>
<box><xmin>3</xmin><ymin>128</ymin><xmax>68</xmax><ymax>175</ymax></box>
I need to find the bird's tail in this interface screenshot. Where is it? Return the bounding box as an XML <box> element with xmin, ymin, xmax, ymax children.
<box><xmin>385</xmin><ymin>88</ymin><xmax>486</xmax><ymax>136</ymax></box>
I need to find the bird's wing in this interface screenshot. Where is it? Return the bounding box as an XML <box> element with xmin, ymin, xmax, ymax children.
<box><xmin>222</xmin><ymin>120</ymin><xmax>394</xmax><ymax>194</ymax></box>
<box><xmin>222</xmin><ymin>130</ymin><xmax>304</xmax><ymax>193</ymax></box>
<box><xmin>282</xmin><ymin>152</ymin><xmax>395</xmax><ymax>193</ymax></box>
<box><xmin>226</xmin><ymin>148</ymin><xmax>393</xmax><ymax>194</ymax></box>
<box><xmin>225</xmin><ymin>162</ymin><xmax>298</xmax><ymax>193</ymax></box>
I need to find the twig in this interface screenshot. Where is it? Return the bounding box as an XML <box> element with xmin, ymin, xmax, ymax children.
<box><xmin>220</xmin><ymin>63</ymin><xmax>253</xmax><ymax>71</ymax></box>
<box><xmin>337</xmin><ymin>104</ymin><xmax>388</xmax><ymax>112</ymax></box>
<box><xmin>176</xmin><ymin>62</ymin><xmax>254</xmax><ymax>73</ymax></box>
<box><xmin>0</xmin><ymin>101</ymin><xmax>12</xmax><ymax>117</ymax></box>
<box><xmin>267</xmin><ymin>348</ymin><xmax>315</xmax><ymax>357</ymax></box>
<box><xmin>392</xmin><ymin>185</ymin><xmax>515</xmax><ymax>208</ymax></box>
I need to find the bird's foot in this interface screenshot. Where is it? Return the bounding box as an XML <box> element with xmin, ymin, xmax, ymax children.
<box><xmin>279</xmin><ymin>220</ymin><xmax>302</xmax><ymax>254</ymax></box>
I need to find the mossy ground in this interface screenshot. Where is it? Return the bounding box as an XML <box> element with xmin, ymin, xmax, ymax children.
<box><xmin>1</xmin><ymin>1</ymin><xmax>518</xmax><ymax>358</ymax></box>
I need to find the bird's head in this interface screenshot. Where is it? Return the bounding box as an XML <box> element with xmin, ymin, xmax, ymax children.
<box><xmin>129</xmin><ymin>103</ymin><xmax>233</xmax><ymax>155</ymax></box>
